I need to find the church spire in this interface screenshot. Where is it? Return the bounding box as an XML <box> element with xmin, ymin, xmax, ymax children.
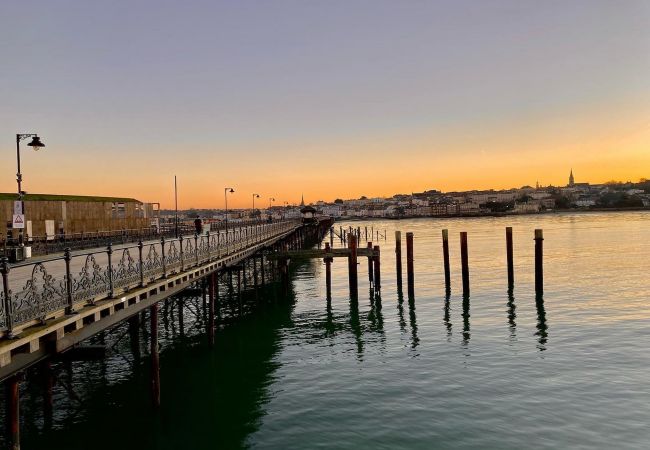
<box><xmin>569</xmin><ymin>169</ymin><xmax>575</xmax><ymax>186</ymax></box>
<box><xmin>300</xmin><ymin>193</ymin><xmax>305</xmax><ymax>206</ymax></box>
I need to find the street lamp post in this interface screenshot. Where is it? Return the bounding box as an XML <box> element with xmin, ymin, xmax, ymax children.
<box><xmin>268</xmin><ymin>197</ymin><xmax>275</xmax><ymax>222</ymax></box>
<box><xmin>252</xmin><ymin>193</ymin><xmax>260</xmax><ymax>214</ymax></box>
<box><xmin>15</xmin><ymin>134</ymin><xmax>45</xmax><ymax>247</ymax></box>
<box><xmin>224</xmin><ymin>187</ymin><xmax>235</xmax><ymax>233</ymax></box>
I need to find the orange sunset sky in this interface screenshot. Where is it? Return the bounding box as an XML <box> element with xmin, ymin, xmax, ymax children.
<box><xmin>2</xmin><ymin>1</ymin><xmax>649</xmax><ymax>209</ymax></box>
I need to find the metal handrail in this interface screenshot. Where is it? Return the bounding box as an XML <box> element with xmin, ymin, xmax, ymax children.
<box><xmin>0</xmin><ymin>220</ymin><xmax>299</xmax><ymax>336</ymax></box>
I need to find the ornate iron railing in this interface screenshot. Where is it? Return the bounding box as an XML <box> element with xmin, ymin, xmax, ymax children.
<box><xmin>0</xmin><ymin>221</ymin><xmax>298</xmax><ymax>336</ymax></box>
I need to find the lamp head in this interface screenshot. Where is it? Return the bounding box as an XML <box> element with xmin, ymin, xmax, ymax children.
<box><xmin>27</xmin><ymin>135</ymin><xmax>45</xmax><ymax>150</ymax></box>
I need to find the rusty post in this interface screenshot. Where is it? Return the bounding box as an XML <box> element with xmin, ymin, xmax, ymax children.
<box><xmin>406</xmin><ymin>232</ymin><xmax>414</xmax><ymax>298</ymax></box>
<box><xmin>506</xmin><ymin>227</ymin><xmax>514</xmax><ymax>289</ymax></box>
<box><xmin>348</xmin><ymin>234</ymin><xmax>358</xmax><ymax>299</ymax></box>
<box><xmin>395</xmin><ymin>231</ymin><xmax>402</xmax><ymax>290</ymax></box>
<box><xmin>460</xmin><ymin>232</ymin><xmax>470</xmax><ymax>296</ymax></box>
<box><xmin>5</xmin><ymin>374</ymin><xmax>21</xmax><ymax>450</ymax></box>
<box><xmin>535</xmin><ymin>229</ymin><xmax>544</xmax><ymax>294</ymax></box>
<box><xmin>325</xmin><ymin>242</ymin><xmax>332</xmax><ymax>300</ymax></box>
<box><xmin>367</xmin><ymin>241</ymin><xmax>374</xmax><ymax>285</ymax></box>
<box><xmin>442</xmin><ymin>229</ymin><xmax>451</xmax><ymax>291</ymax></box>
<box><xmin>150</xmin><ymin>303</ymin><xmax>160</xmax><ymax>407</ymax></box>
<box><xmin>373</xmin><ymin>245</ymin><xmax>381</xmax><ymax>293</ymax></box>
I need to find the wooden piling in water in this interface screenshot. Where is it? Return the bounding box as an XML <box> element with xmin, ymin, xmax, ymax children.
<box><xmin>395</xmin><ymin>231</ymin><xmax>403</xmax><ymax>289</ymax></box>
<box><xmin>506</xmin><ymin>227</ymin><xmax>514</xmax><ymax>289</ymax></box>
<box><xmin>5</xmin><ymin>374</ymin><xmax>21</xmax><ymax>450</ymax></box>
<box><xmin>150</xmin><ymin>303</ymin><xmax>160</xmax><ymax>408</ymax></box>
<box><xmin>324</xmin><ymin>243</ymin><xmax>332</xmax><ymax>300</ymax></box>
<box><xmin>535</xmin><ymin>229</ymin><xmax>544</xmax><ymax>294</ymax></box>
<box><xmin>348</xmin><ymin>234</ymin><xmax>358</xmax><ymax>299</ymax></box>
<box><xmin>373</xmin><ymin>245</ymin><xmax>381</xmax><ymax>293</ymax></box>
<box><xmin>330</xmin><ymin>227</ymin><xmax>334</xmax><ymax>248</ymax></box>
<box><xmin>460</xmin><ymin>232</ymin><xmax>470</xmax><ymax>296</ymax></box>
<box><xmin>367</xmin><ymin>242</ymin><xmax>374</xmax><ymax>284</ymax></box>
<box><xmin>442</xmin><ymin>229</ymin><xmax>451</xmax><ymax>291</ymax></box>
<box><xmin>406</xmin><ymin>232</ymin><xmax>414</xmax><ymax>298</ymax></box>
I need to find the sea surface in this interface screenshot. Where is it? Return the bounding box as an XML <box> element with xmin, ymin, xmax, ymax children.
<box><xmin>8</xmin><ymin>212</ymin><xmax>650</xmax><ymax>449</ymax></box>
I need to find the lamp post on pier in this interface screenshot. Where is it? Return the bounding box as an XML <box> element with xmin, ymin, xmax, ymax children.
<box><xmin>252</xmin><ymin>193</ymin><xmax>260</xmax><ymax>223</ymax></box>
<box><xmin>224</xmin><ymin>187</ymin><xmax>235</xmax><ymax>233</ymax></box>
<box><xmin>15</xmin><ymin>133</ymin><xmax>45</xmax><ymax>247</ymax></box>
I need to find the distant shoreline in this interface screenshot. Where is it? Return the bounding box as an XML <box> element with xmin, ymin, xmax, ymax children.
<box><xmin>335</xmin><ymin>206</ymin><xmax>650</xmax><ymax>222</ymax></box>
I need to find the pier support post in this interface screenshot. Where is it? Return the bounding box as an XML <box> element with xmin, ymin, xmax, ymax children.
<box><xmin>460</xmin><ymin>232</ymin><xmax>470</xmax><ymax>296</ymax></box>
<box><xmin>324</xmin><ymin>243</ymin><xmax>332</xmax><ymax>301</ymax></box>
<box><xmin>406</xmin><ymin>232</ymin><xmax>414</xmax><ymax>298</ymax></box>
<box><xmin>150</xmin><ymin>303</ymin><xmax>160</xmax><ymax>408</ymax></box>
<box><xmin>395</xmin><ymin>231</ymin><xmax>403</xmax><ymax>290</ymax></box>
<box><xmin>442</xmin><ymin>229</ymin><xmax>451</xmax><ymax>291</ymax></box>
<box><xmin>535</xmin><ymin>229</ymin><xmax>544</xmax><ymax>294</ymax></box>
<box><xmin>5</xmin><ymin>374</ymin><xmax>21</xmax><ymax>450</ymax></box>
<box><xmin>506</xmin><ymin>227</ymin><xmax>514</xmax><ymax>289</ymax></box>
<box><xmin>367</xmin><ymin>242</ymin><xmax>374</xmax><ymax>285</ymax></box>
<box><xmin>348</xmin><ymin>234</ymin><xmax>358</xmax><ymax>299</ymax></box>
<box><xmin>373</xmin><ymin>245</ymin><xmax>381</xmax><ymax>293</ymax></box>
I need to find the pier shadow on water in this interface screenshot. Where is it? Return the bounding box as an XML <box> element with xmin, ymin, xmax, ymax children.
<box><xmin>14</xmin><ymin>276</ymin><xmax>298</xmax><ymax>450</ymax></box>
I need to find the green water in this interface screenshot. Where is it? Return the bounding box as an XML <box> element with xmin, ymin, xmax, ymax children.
<box><xmin>9</xmin><ymin>212</ymin><xmax>650</xmax><ymax>449</ymax></box>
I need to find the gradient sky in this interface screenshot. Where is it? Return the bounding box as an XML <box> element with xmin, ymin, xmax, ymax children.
<box><xmin>1</xmin><ymin>0</ymin><xmax>649</xmax><ymax>208</ymax></box>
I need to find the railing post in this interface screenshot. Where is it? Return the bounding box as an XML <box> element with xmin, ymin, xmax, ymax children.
<box><xmin>194</xmin><ymin>234</ymin><xmax>199</xmax><ymax>266</ymax></box>
<box><xmin>64</xmin><ymin>248</ymin><xmax>74</xmax><ymax>314</ymax></box>
<box><xmin>107</xmin><ymin>243</ymin><xmax>114</xmax><ymax>298</ymax></box>
<box><xmin>205</xmin><ymin>231</ymin><xmax>210</xmax><ymax>262</ymax></box>
<box><xmin>138</xmin><ymin>240</ymin><xmax>145</xmax><ymax>287</ymax></box>
<box><xmin>1</xmin><ymin>257</ymin><xmax>14</xmax><ymax>337</ymax></box>
<box><xmin>179</xmin><ymin>236</ymin><xmax>184</xmax><ymax>271</ymax></box>
<box><xmin>161</xmin><ymin>237</ymin><xmax>167</xmax><ymax>278</ymax></box>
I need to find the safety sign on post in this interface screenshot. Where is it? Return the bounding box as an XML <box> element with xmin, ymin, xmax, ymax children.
<box><xmin>12</xmin><ymin>214</ymin><xmax>25</xmax><ymax>229</ymax></box>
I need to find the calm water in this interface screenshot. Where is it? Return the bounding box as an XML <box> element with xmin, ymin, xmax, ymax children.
<box><xmin>9</xmin><ymin>212</ymin><xmax>650</xmax><ymax>449</ymax></box>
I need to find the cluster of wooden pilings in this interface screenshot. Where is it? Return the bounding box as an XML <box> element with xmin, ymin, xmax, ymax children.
<box><xmin>316</xmin><ymin>225</ymin><xmax>545</xmax><ymax>302</ymax></box>
<box><xmin>394</xmin><ymin>227</ymin><xmax>545</xmax><ymax>298</ymax></box>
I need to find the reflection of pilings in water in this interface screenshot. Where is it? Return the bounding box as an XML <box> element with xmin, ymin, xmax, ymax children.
<box><xmin>462</xmin><ymin>294</ymin><xmax>470</xmax><ymax>345</ymax></box>
<box><xmin>177</xmin><ymin>298</ymin><xmax>185</xmax><ymax>338</ymax></box>
<box><xmin>407</xmin><ymin>295</ymin><xmax>419</xmax><ymax>349</ymax></box>
<box><xmin>129</xmin><ymin>315</ymin><xmax>141</xmax><ymax>361</ymax></box>
<box><xmin>443</xmin><ymin>292</ymin><xmax>452</xmax><ymax>340</ymax></box>
<box><xmin>397</xmin><ymin>290</ymin><xmax>406</xmax><ymax>333</ymax></box>
<box><xmin>535</xmin><ymin>293</ymin><xmax>548</xmax><ymax>351</ymax></box>
<box><xmin>507</xmin><ymin>289</ymin><xmax>517</xmax><ymax>340</ymax></box>
<box><xmin>349</xmin><ymin>298</ymin><xmax>364</xmax><ymax>359</ymax></box>
<box><xmin>367</xmin><ymin>289</ymin><xmax>384</xmax><ymax>335</ymax></box>
<box><xmin>42</xmin><ymin>361</ymin><xmax>54</xmax><ymax>431</ymax></box>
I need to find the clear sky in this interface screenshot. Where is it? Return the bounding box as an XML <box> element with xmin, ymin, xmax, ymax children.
<box><xmin>1</xmin><ymin>0</ymin><xmax>649</xmax><ymax>208</ymax></box>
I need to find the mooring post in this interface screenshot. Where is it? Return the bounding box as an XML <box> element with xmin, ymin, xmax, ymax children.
<box><xmin>460</xmin><ymin>232</ymin><xmax>470</xmax><ymax>296</ymax></box>
<box><xmin>373</xmin><ymin>245</ymin><xmax>381</xmax><ymax>293</ymax></box>
<box><xmin>330</xmin><ymin>227</ymin><xmax>334</xmax><ymax>248</ymax></box>
<box><xmin>406</xmin><ymin>232</ymin><xmax>414</xmax><ymax>298</ymax></box>
<box><xmin>325</xmin><ymin>242</ymin><xmax>332</xmax><ymax>300</ymax></box>
<box><xmin>506</xmin><ymin>227</ymin><xmax>514</xmax><ymax>289</ymax></box>
<box><xmin>348</xmin><ymin>234</ymin><xmax>358</xmax><ymax>299</ymax></box>
<box><xmin>365</xmin><ymin>226</ymin><xmax>368</xmax><ymax>241</ymax></box>
<box><xmin>150</xmin><ymin>303</ymin><xmax>160</xmax><ymax>408</ymax></box>
<box><xmin>367</xmin><ymin>241</ymin><xmax>374</xmax><ymax>285</ymax></box>
<box><xmin>395</xmin><ymin>231</ymin><xmax>403</xmax><ymax>289</ymax></box>
<box><xmin>442</xmin><ymin>229</ymin><xmax>451</xmax><ymax>291</ymax></box>
<box><xmin>535</xmin><ymin>229</ymin><xmax>544</xmax><ymax>294</ymax></box>
<box><xmin>5</xmin><ymin>374</ymin><xmax>21</xmax><ymax>450</ymax></box>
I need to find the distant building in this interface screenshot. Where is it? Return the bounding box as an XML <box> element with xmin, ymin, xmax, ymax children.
<box><xmin>569</xmin><ymin>169</ymin><xmax>575</xmax><ymax>187</ymax></box>
<box><xmin>0</xmin><ymin>193</ymin><xmax>157</xmax><ymax>240</ymax></box>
